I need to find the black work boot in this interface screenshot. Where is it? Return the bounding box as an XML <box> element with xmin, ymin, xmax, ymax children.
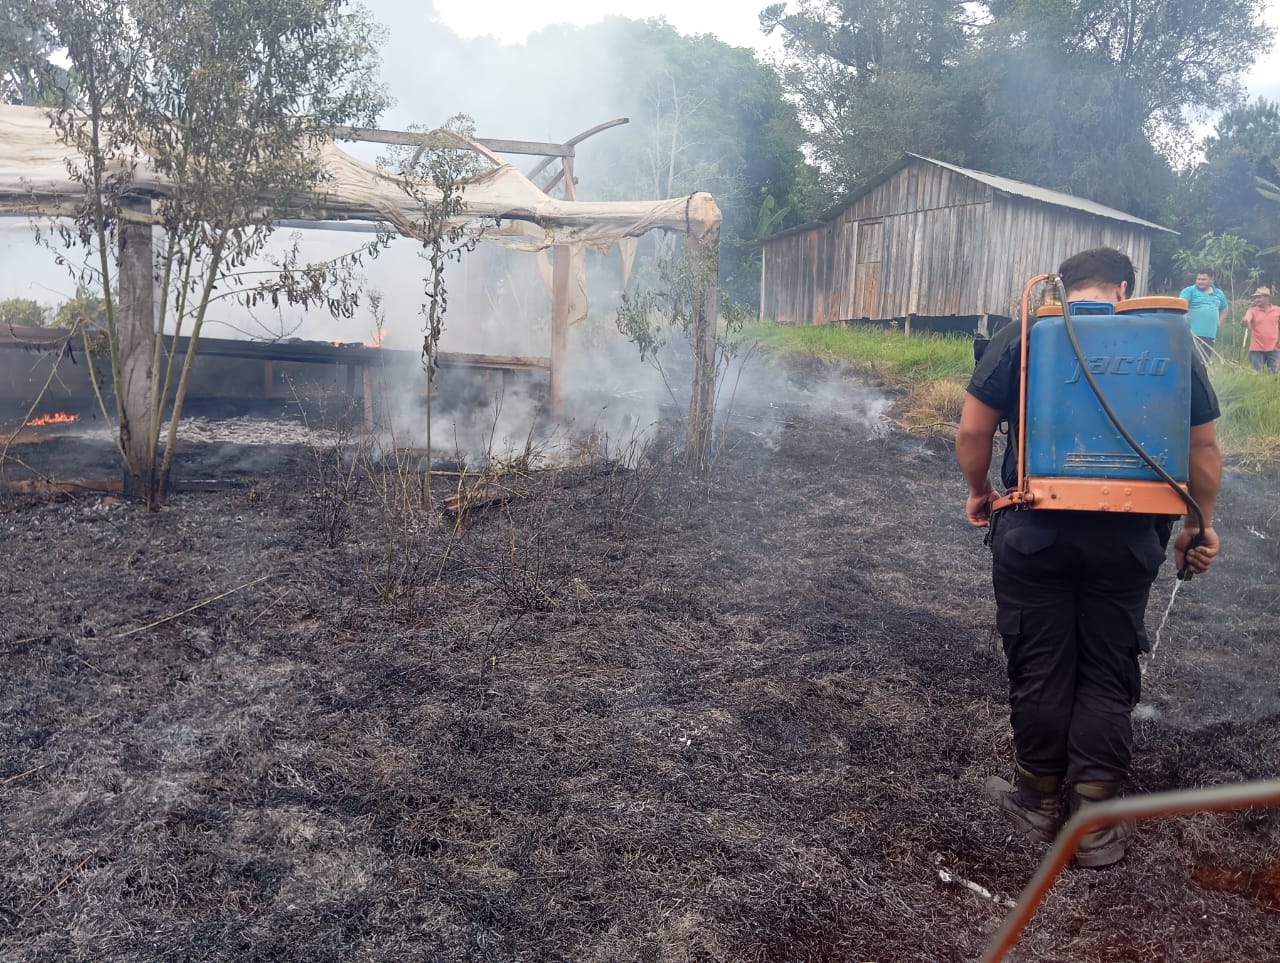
<box><xmin>984</xmin><ymin>764</ymin><xmax>1062</xmax><ymax>844</ymax></box>
<box><xmin>1070</xmin><ymin>781</ymin><xmax>1132</xmax><ymax>869</ymax></box>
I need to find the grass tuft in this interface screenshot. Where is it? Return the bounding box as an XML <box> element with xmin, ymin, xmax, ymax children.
<box><xmin>1207</xmin><ymin>364</ymin><xmax>1280</xmax><ymax>458</ymax></box>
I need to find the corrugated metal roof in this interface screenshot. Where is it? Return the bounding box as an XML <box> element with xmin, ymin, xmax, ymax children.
<box><xmin>755</xmin><ymin>153</ymin><xmax>1174</xmax><ymax>244</ymax></box>
<box><xmin>905</xmin><ymin>153</ymin><xmax>1175</xmax><ymax>233</ymax></box>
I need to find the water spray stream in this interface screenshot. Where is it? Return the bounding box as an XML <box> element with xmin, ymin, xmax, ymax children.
<box><xmin>1141</xmin><ymin>577</ymin><xmax>1183</xmax><ymax>677</ymax></box>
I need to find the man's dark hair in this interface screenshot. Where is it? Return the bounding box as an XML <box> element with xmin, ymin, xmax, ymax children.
<box><xmin>1057</xmin><ymin>247</ymin><xmax>1136</xmax><ymax>298</ymax></box>
<box><xmin>1197</xmin><ymin>268</ymin><xmax>1215</xmax><ymax>279</ymax></box>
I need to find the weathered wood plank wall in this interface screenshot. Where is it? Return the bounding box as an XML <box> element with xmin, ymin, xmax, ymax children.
<box><xmin>760</xmin><ymin>158</ymin><xmax>1158</xmax><ymax>326</ymax></box>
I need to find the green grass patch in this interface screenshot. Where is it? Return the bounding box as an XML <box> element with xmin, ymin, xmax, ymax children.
<box><xmin>1207</xmin><ymin>364</ymin><xmax>1280</xmax><ymax>456</ymax></box>
<box><xmin>740</xmin><ymin>321</ymin><xmax>974</xmax><ymax>385</ymax></box>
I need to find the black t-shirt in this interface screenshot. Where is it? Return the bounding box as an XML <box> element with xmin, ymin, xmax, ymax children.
<box><xmin>967</xmin><ymin>320</ymin><xmax>1221</xmax><ymax>492</ymax></box>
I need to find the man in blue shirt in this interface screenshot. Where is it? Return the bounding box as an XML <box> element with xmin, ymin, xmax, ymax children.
<box><xmin>1179</xmin><ymin>269</ymin><xmax>1230</xmax><ymax>360</ymax></box>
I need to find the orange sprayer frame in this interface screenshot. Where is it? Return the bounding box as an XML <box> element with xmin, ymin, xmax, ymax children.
<box><xmin>989</xmin><ymin>277</ymin><xmax>1191</xmax><ymax>516</ymax></box>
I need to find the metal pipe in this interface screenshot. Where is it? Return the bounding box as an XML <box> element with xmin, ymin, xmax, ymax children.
<box><xmin>982</xmin><ymin>779</ymin><xmax>1280</xmax><ymax>963</ymax></box>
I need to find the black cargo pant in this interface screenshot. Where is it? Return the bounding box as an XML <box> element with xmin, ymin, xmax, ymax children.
<box><xmin>990</xmin><ymin>509</ymin><xmax>1169</xmax><ymax>785</ymax></box>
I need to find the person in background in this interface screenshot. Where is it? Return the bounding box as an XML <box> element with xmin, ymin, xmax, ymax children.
<box><xmin>957</xmin><ymin>247</ymin><xmax>1223</xmax><ymax>868</ymax></box>
<box><xmin>1242</xmin><ymin>286</ymin><xmax>1280</xmax><ymax>373</ymax></box>
<box><xmin>1179</xmin><ymin>269</ymin><xmax>1230</xmax><ymax>360</ymax></box>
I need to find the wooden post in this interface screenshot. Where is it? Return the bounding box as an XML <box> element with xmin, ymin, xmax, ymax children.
<box><xmin>546</xmin><ymin>155</ymin><xmax>577</xmax><ymax>417</ymax></box>
<box><xmin>362</xmin><ymin>365</ymin><xmax>376</xmax><ymax>430</ymax></box>
<box><xmin>686</xmin><ymin>228</ymin><xmax>721</xmax><ymax>476</ymax></box>
<box><xmin>979</xmin><ymin>313</ymin><xmax>990</xmax><ymax>336</ymax></box>
<box><xmin>904</xmin><ymin>314</ymin><xmax>913</xmax><ymax>337</ymax></box>
<box><xmin>561</xmin><ymin>157</ymin><xmax>577</xmax><ymax>201</ymax></box>
<box><xmin>117</xmin><ymin>197</ymin><xmax>156</xmax><ymax>499</ymax></box>
<box><xmin>549</xmin><ymin>244</ymin><xmax>571</xmax><ymax>416</ymax></box>
<box><xmin>759</xmin><ymin>253</ymin><xmax>766</xmax><ymax>323</ymax></box>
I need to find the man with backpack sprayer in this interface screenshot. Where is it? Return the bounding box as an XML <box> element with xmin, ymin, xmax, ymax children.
<box><xmin>956</xmin><ymin>247</ymin><xmax>1222</xmax><ymax>868</ymax></box>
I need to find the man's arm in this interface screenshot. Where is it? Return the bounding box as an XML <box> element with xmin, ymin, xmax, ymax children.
<box><xmin>1218</xmin><ymin>290</ymin><xmax>1230</xmax><ymax>324</ymax></box>
<box><xmin>1175</xmin><ymin>420</ymin><xmax>1222</xmax><ymax>575</ymax></box>
<box><xmin>956</xmin><ymin>393</ymin><xmax>1002</xmax><ymax>527</ymax></box>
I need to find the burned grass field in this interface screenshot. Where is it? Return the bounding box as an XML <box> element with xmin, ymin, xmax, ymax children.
<box><xmin>1</xmin><ymin>365</ymin><xmax>1278</xmax><ymax>962</ymax></box>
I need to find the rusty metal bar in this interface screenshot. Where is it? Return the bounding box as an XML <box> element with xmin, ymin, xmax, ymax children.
<box><xmin>983</xmin><ymin>779</ymin><xmax>1280</xmax><ymax>963</ymax></box>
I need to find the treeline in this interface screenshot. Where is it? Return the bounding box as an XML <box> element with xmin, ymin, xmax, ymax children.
<box><xmin>6</xmin><ymin>1</ymin><xmax>1278</xmax><ymax>303</ymax></box>
<box><xmin>384</xmin><ymin>0</ymin><xmax>1280</xmax><ymax>299</ymax></box>
<box><xmin>761</xmin><ymin>0</ymin><xmax>1279</xmax><ymax>292</ymax></box>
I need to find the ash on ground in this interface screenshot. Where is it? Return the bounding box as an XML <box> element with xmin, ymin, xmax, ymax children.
<box><xmin>1</xmin><ymin>359</ymin><xmax>1277</xmax><ymax>963</ymax></box>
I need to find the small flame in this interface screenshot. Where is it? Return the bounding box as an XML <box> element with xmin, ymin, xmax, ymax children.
<box><xmin>365</xmin><ymin>328</ymin><xmax>386</xmax><ymax>349</ymax></box>
<box><xmin>29</xmin><ymin>411</ymin><xmax>79</xmax><ymax>427</ymax></box>
<box><xmin>333</xmin><ymin>340</ymin><xmax>343</xmax><ymax>347</ymax></box>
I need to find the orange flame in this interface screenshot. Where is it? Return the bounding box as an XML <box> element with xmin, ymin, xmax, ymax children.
<box><xmin>365</xmin><ymin>328</ymin><xmax>386</xmax><ymax>349</ymax></box>
<box><xmin>29</xmin><ymin>411</ymin><xmax>79</xmax><ymax>426</ymax></box>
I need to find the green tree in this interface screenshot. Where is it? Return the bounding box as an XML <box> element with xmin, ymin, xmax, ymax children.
<box><xmin>1173</xmin><ymin>99</ymin><xmax>1280</xmax><ymax>277</ymax></box>
<box><xmin>960</xmin><ymin>40</ymin><xmax>1176</xmax><ymax>220</ymax></box>
<box><xmin>507</xmin><ymin>18</ymin><xmax>819</xmax><ymax>305</ymax></box>
<box><xmin>0</xmin><ymin>9</ymin><xmax>69</xmax><ymax>105</ymax></box>
<box><xmin>380</xmin><ymin>116</ymin><xmax>482</xmax><ymax>502</ymax></box>
<box><xmin>598</xmin><ymin>19</ymin><xmax>819</xmax><ymax>302</ymax></box>
<box><xmin>982</xmin><ymin>0</ymin><xmax>1270</xmax><ymax>135</ymax></box>
<box><xmin>9</xmin><ymin>0</ymin><xmax>388</xmax><ymax>506</ymax></box>
<box><xmin>760</xmin><ymin>0</ymin><xmax>973</xmax><ymax>188</ymax></box>
<box><xmin>0</xmin><ymin>296</ymin><xmax>47</xmax><ymax>326</ymax></box>
<box><xmin>51</xmin><ymin>283</ymin><xmax>108</xmax><ymax>328</ymax></box>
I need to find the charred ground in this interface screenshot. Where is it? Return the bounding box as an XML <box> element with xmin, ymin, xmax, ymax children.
<box><xmin>1</xmin><ymin>361</ymin><xmax>1278</xmax><ymax>962</ymax></box>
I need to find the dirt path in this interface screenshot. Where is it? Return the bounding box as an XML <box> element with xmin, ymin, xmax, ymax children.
<box><xmin>1</xmin><ymin>363</ymin><xmax>1277</xmax><ymax>962</ymax></box>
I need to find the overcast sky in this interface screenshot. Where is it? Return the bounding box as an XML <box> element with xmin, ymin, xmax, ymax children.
<box><xmin>429</xmin><ymin>0</ymin><xmax>779</xmax><ymax>51</ymax></box>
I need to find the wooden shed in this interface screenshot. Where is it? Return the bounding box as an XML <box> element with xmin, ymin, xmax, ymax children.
<box><xmin>758</xmin><ymin>154</ymin><xmax>1174</xmax><ymax>328</ymax></box>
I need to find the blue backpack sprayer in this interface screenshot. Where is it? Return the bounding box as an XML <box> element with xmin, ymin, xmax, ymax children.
<box><xmin>989</xmin><ymin>274</ymin><xmax>1208</xmax><ymax>578</ymax></box>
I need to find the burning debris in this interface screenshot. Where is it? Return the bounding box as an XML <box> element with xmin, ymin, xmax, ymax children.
<box><xmin>27</xmin><ymin>411</ymin><xmax>78</xmax><ymax>427</ymax></box>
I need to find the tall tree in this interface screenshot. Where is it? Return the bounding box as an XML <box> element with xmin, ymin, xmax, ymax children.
<box><xmin>579</xmin><ymin>18</ymin><xmax>819</xmax><ymax>303</ymax></box>
<box><xmin>8</xmin><ymin>0</ymin><xmax>388</xmax><ymax>505</ymax></box>
<box><xmin>983</xmin><ymin>0</ymin><xmax>1270</xmax><ymax>135</ymax></box>
<box><xmin>388</xmin><ymin>17</ymin><xmax>818</xmax><ymax>307</ymax></box>
<box><xmin>760</xmin><ymin>0</ymin><xmax>973</xmax><ymax>187</ymax></box>
<box><xmin>1172</xmin><ymin>99</ymin><xmax>1280</xmax><ymax>280</ymax></box>
<box><xmin>0</xmin><ymin>5</ymin><xmax>67</xmax><ymax>105</ymax></box>
<box><xmin>960</xmin><ymin>40</ymin><xmax>1176</xmax><ymax>220</ymax></box>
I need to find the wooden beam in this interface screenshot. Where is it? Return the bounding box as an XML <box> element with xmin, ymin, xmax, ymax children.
<box><xmin>334</xmin><ymin>125</ymin><xmax>575</xmax><ymax>158</ymax></box>
<box><xmin>542</xmin><ymin>168</ymin><xmax>565</xmax><ymax>194</ymax></box>
<box><xmin>524</xmin><ymin>117</ymin><xmax>629</xmax><ymax>181</ymax></box>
